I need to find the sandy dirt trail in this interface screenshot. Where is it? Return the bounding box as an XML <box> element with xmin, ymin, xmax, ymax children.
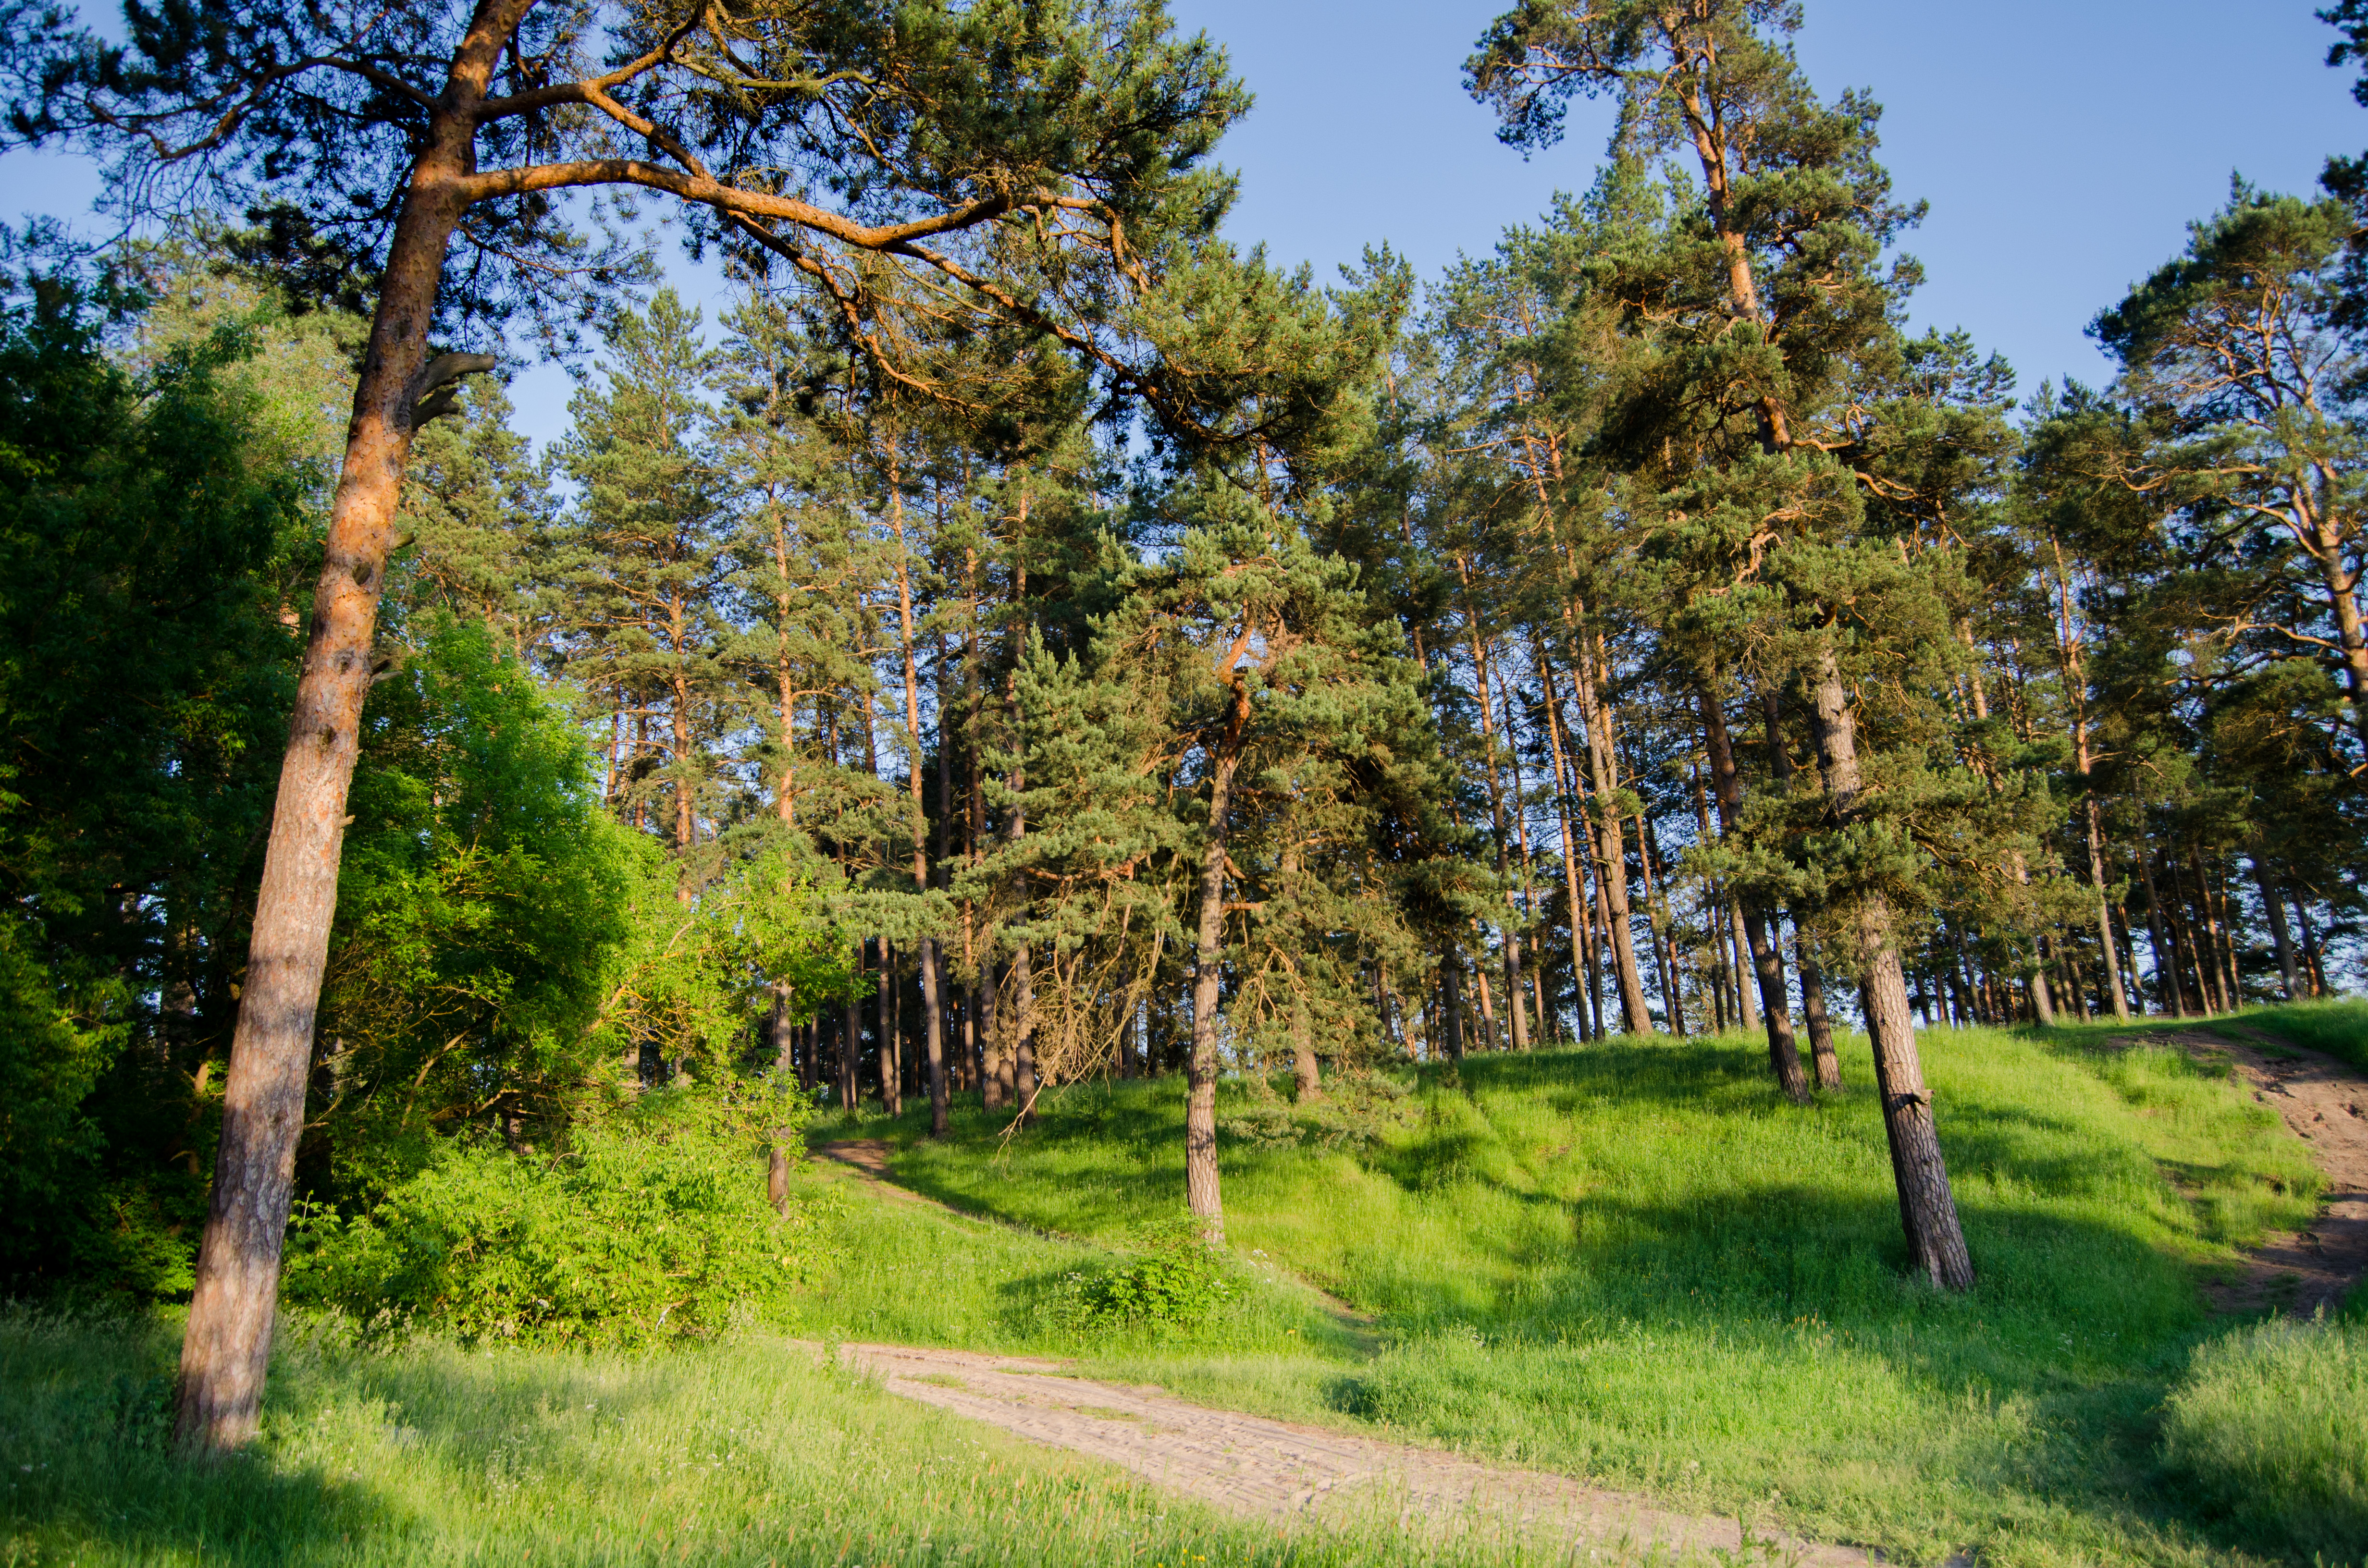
<box><xmin>2131</xmin><ymin>1026</ymin><xmax>2368</xmax><ymax>1316</ymax></box>
<box><xmin>821</xmin><ymin>1339</ymin><xmax>1885</xmax><ymax>1565</ymax></box>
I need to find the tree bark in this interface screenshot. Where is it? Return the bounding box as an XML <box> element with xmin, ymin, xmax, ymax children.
<box><xmin>877</xmin><ymin>939</ymin><xmax>900</xmax><ymax>1115</ymax></box>
<box><xmin>1186</xmin><ymin>732</ymin><xmax>1242</xmax><ymax>1240</ymax></box>
<box><xmin>2136</xmin><ymin>842</ymin><xmax>2183</xmax><ymax>1016</ymax></box>
<box><xmin>1807</xmin><ymin>649</ymin><xmax>1973</xmax><ymax>1290</ymax></box>
<box><xmin>886</xmin><ymin>478</ymin><xmax>948</xmax><ymax>1137</ymax></box>
<box><xmin>1566</xmin><ymin>634</ymin><xmax>1651</xmax><ymax>1034</ymax></box>
<box><xmin>171</xmin><ymin>14</ymin><xmax>529</xmax><ymax>1446</ymax></box>
<box><xmin>1441</xmin><ymin>947</ymin><xmax>1466</xmax><ymax>1063</ymax></box>
<box><xmin>1699</xmin><ymin>682</ymin><xmax>1805</xmax><ymax>1100</ymax></box>
<box><xmin>2296</xmin><ymin>894</ymin><xmax>2329</xmax><ymax>996</ymax></box>
<box><xmin>1290</xmin><ymin>993</ymin><xmax>1321</xmax><ymax>1101</ymax></box>
<box><xmin>767</xmin><ymin>981</ymin><xmax>794</xmax><ymax>1211</ymax></box>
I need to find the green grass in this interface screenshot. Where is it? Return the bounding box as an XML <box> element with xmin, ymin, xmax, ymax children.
<box><xmin>2161</xmin><ymin>1309</ymin><xmax>2368</xmax><ymax>1565</ymax></box>
<box><xmin>2251</xmin><ymin>995</ymin><xmax>2368</xmax><ymax>1073</ymax></box>
<box><xmin>821</xmin><ymin>1020</ymin><xmax>2337</xmax><ymax>1567</ymax></box>
<box><xmin>0</xmin><ymin>1308</ymin><xmax>1636</xmax><ymax>1568</ymax></box>
<box><xmin>9</xmin><ymin>1010</ymin><xmax>2353</xmax><ymax>1566</ymax></box>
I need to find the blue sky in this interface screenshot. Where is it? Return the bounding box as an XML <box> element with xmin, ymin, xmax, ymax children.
<box><xmin>4</xmin><ymin>1</ymin><xmax>2361</xmax><ymax>445</ymax></box>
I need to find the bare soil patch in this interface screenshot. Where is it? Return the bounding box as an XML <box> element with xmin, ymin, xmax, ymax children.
<box><xmin>805</xmin><ymin>1139</ymin><xmax>942</xmax><ymax>1209</ymax></box>
<box><xmin>2120</xmin><ymin>1027</ymin><xmax>2368</xmax><ymax>1317</ymax></box>
<box><xmin>825</xmin><ymin>1339</ymin><xmax>1893</xmax><ymax>1565</ymax></box>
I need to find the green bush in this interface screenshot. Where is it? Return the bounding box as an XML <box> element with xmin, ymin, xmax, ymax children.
<box><xmin>286</xmin><ymin>1087</ymin><xmax>831</xmax><ymax>1348</ymax></box>
<box><xmin>1055</xmin><ymin>1216</ymin><xmax>1236</xmax><ymax>1332</ymax></box>
<box><xmin>2160</xmin><ymin>1312</ymin><xmax>2368</xmax><ymax>1564</ymax></box>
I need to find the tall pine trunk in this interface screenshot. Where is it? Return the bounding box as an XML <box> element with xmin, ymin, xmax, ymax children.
<box><xmin>1571</xmin><ymin>635</ymin><xmax>1652</xmax><ymax>1033</ymax></box>
<box><xmin>1808</xmin><ymin>649</ymin><xmax>1973</xmax><ymax>1290</ymax></box>
<box><xmin>1186</xmin><ymin>737</ymin><xmax>1241</xmax><ymax>1240</ymax></box>
<box><xmin>887</xmin><ymin>478</ymin><xmax>948</xmax><ymax>1138</ymax></box>
<box><xmin>173</xmin><ymin>25</ymin><xmax>517</xmax><ymax>1445</ymax></box>
<box><xmin>1699</xmin><ymin>682</ymin><xmax>1806</xmax><ymax>1100</ymax></box>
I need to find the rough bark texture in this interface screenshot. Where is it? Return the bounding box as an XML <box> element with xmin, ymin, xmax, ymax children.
<box><xmin>2255</xmin><ymin>859</ymin><xmax>2300</xmax><ymax>1000</ymax></box>
<box><xmin>1808</xmin><ymin>651</ymin><xmax>1973</xmax><ymax>1291</ymax></box>
<box><xmin>1186</xmin><ymin>743</ymin><xmax>1240</xmax><ymax>1241</ymax></box>
<box><xmin>171</xmin><ymin>18</ymin><xmax>526</xmax><ymax>1446</ymax></box>
<box><xmin>1290</xmin><ymin>996</ymin><xmax>1321</xmax><ymax>1102</ymax></box>
<box><xmin>1699</xmin><ymin>684</ymin><xmax>1805</xmax><ymax>1101</ymax></box>
<box><xmin>1573</xmin><ymin>648</ymin><xmax>1651</xmax><ymax>1033</ymax></box>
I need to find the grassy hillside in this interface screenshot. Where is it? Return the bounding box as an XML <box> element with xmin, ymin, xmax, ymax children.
<box><xmin>2253</xmin><ymin>995</ymin><xmax>2368</xmax><ymax>1074</ymax></box>
<box><xmin>6</xmin><ymin>1011</ymin><xmax>2361</xmax><ymax>1567</ymax></box>
<box><xmin>0</xmin><ymin>1308</ymin><xmax>1563</xmax><ymax>1568</ymax></box>
<box><xmin>825</xmin><ymin>1017</ymin><xmax>2352</xmax><ymax>1567</ymax></box>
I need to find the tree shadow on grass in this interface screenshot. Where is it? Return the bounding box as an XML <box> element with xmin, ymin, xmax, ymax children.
<box><xmin>0</xmin><ymin>1316</ymin><xmax>396</xmax><ymax>1566</ymax></box>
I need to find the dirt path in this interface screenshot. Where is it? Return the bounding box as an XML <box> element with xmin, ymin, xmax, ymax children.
<box><xmin>806</xmin><ymin>1139</ymin><xmax>946</xmax><ymax>1210</ymax></box>
<box><xmin>825</xmin><ymin>1339</ymin><xmax>1885</xmax><ymax>1565</ymax></box>
<box><xmin>2126</xmin><ymin>1027</ymin><xmax>2368</xmax><ymax>1316</ymax></box>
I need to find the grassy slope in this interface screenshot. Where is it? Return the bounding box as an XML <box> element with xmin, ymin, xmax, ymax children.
<box><xmin>8</xmin><ymin>1009</ymin><xmax>2357</xmax><ymax>1567</ymax></box>
<box><xmin>0</xmin><ymin>1308</ymin><xmax>1580</xmax><ymax>1568</ymax></box>
<box><xmin>2252</xmin><ymin>995</ymin><xmax>2368</xmax><ymax>1074</ymax></box>
<box><xmin>837</xmin><ymin>1018</ymin><xmax>2339</xmax><ymax>1567</ymax></box>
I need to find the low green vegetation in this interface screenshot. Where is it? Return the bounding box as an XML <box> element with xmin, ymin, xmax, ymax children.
<box><xmin>0</xmin><ymin>1308</ymin><xmax>1589</xmax><ymax>1568</ymax></box>
<box><xmin>807</xmin><ymin>1017</ymin><xmax>2342</xmax><ymax>1567</ymax></box>
<box><xmin>5</xmin><ymin>1011</ymin><xmax>2357</xmax><ymax>1566</ymax></box>
<box><xmin>2252</xmin><ymin>996</ymin><xmax>2368</xmax><ymax>1074</ymax></box>
<box><xmin>2162</xmin><ymin>1309</ymin><xmax>2368</xmax><ymax>1565</ymax></box>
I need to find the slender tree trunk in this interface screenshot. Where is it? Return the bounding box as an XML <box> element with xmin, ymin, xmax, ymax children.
<box><xmin>2250</xmin><ymin>858</ymin><xmax>2299</xmax><ymax>1000</ymax></box>
<box><xmin>981</xmin><ymin>964</ymin><xmax>1007</xmax><ymax>1109</ymax></box>
<box><xmin>2083</xmin><ymin>800</ymin><xmax>2131</xmax><ymax>1021</ymax></box>
<box><xmin>1187</xmin><ymin>731</ymin><xmax>1243</xmax><ymax>1239</ymax></box>
<box><xmin>2137</xmin><ymin>843</ymin><xmax>2183</xmax><ymax>1017</ymax></box>
<box><xmin>877</xmin><ymin>939</ymin><xmax>900</xmax><ymax>1115</ymax></box>
<box><xmin>767</xmin><ymin>981</ymin><xmax>794</xmax><ymax>1211</ymax></box>
<box><xmin>1633</xmin><ymin>798</ymin><xmax>1684</xmax><ymax>1035</ymax></box>
<box><xmin>1010</xmin><ymin>942</ymin><xmax>1037</xmax><ymax>1117</ymax></box>
<box><xmin>2296</xmin><ymin>895</ymin><xmax>2329</xmax><ymax>996</ymax></box>
<box><xmin>840</xmin><ymin>954</ymin><xmax>861</xmax><ymax>1111</ymax></box>
<box><xmin>1571</xmin><ymin>634</ymin><xmax>1652</xmax><ymax>1032</ymax></box>
<box><xmin>1760</xmin><ymin>687</ymin><xmax>1840</xmax><ymax>1087</ymax></box>
<box><xmin>1441</xmin><ymin>948</ymin><xmax>1466</xmax><ymax>1063</ymax></box>
<box><xmin>886</xmin><ymin>479</ymin><xmax>948</xmax><ymax>1138</ymax></box>
<box><xmin>1808</xmin><ymin>648</ymin><xmax>1973</xmax><ymax>1290</ymax></box>
<box><xmin>1700</xmin><ymin>682</ymin><xmax>1803</xmax><ymax>1098</ymax></box>
<box><xmin>1290</xmin><ymin>993</ymin><xmax>1321</xmax><ymax>1101</ymax></box>
<box><xmin>172</xmin><ymin>37</ymin><xmax>523</xmax><ymax>1446</ymax></box>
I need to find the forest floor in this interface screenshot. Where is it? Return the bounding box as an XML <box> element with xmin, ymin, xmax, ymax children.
<box><xmin>825</xmin><ymin>1337</ymin><xmax>1887</xmax><ymax>1565</ymax></box>
<box><xmin>784</xmin><ymin>1009</ymin><xmax>2368</xmax><ymax>1568</ymax></box>
<box><xmin>2150</xmin><ymin>1023</ymin><xmax>2368</xmax><ymax>1316</ymax></box>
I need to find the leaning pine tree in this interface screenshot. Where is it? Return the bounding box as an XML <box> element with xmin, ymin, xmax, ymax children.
<box><xmin>9</xmin><ymin>0</ymin><xmax>1257</xmax><ymax>1450</ymax></box>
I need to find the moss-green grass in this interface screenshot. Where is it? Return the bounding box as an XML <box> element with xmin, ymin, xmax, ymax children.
<box><xmin>0</xmin><ymin>1308</ymin><xmax>1617</xmax><ymax>1568</ymax></box>
<box><xmin>8</xmin><ymin>1008</ymin><xmax>2350</xmax><ymax>1567</ymax></box>
<box><xmin>2251</xmin><ymin>995</ymin><xmax>2368</xmax><ymax>1074</ymax></box>
<box><xmin>826</xmin><ymin>1017</ymin><xmax>2337</xmax><ymax>1567</ymax></box>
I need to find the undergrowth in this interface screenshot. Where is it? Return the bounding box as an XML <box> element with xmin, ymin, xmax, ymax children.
<box><xmin>844</xmin><ymin>1015</ymin><xmax>2339</xmax><ymax>1567</ymax></box>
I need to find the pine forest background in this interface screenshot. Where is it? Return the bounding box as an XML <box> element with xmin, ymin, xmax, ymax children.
<box><xmin>5</xmin><ymin>0</ymin><xmax>2367</xmax><ymax>1306</ymax></box>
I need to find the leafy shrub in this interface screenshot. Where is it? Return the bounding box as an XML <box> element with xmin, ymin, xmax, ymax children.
<box><xmin>1055</xmin><ymin>1217</ymin><xmax>1235</xmax><ymax>1333</ymax></box>
<box><xmin>287</xmin><ymin>1088</ymin><xmax>831</xmax><ymax>1349</ymax></box>
<box><xmin>2160</xmin><ymin>1313</ymin><xmax>2368</xmax><ymax>1563</ymax></box>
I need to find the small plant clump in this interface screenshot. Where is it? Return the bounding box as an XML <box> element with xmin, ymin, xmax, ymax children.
<box><xmin>1056</xmin><ymin>1217</ymin><xmax>1239</xmax><ymax>1334</ymax></box>
<box><xmin>284</xmin><ymin>1086</ymin><xmax>833</xmax><ymax>1349</ymax></box>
